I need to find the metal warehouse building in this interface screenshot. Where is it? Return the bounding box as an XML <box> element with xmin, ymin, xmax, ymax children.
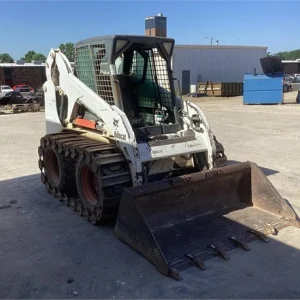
<box><xmin>171</xmin><ymin>45</ymin><xmax>268</xmax><ymax>94</ymax></box>
<box><xmin>144</xmin><ymin>13</ymin><xmax>268</xmax><ymax>95</ymax></box>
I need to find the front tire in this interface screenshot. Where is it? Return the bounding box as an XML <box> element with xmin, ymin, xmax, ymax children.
<box><xmin>76</xmin><ymin>157</ymin><xmax>103</xmax><ymax>211</ymax></box>
<box><xmin>75</xmin><ymin>149</ymin><xmax>132</xmax><ymax>225</ymax></box>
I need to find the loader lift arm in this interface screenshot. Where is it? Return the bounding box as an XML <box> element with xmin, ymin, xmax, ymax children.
<box><xmin>44</xmin><ymin>48</ymin><xmax>135</xmax><ymax>144</ymax></box>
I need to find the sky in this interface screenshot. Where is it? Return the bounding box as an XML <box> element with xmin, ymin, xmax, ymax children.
<box><xmin>1</xmin><ymin>0</ymin><xmax>300</xmax><ymax>60</ymax></box>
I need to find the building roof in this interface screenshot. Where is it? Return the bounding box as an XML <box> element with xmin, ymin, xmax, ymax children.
<box><xmin>0</xmin><ymin>62</ymin><xmax>46</xmax><ymax>67</ymax></box>
<box><xmin>174</xmin><ymin>44</ymin><xmax>268</xmax><ymax>50</ymax></box>
<box><xmin>282</xmin><ymin>59</ymin><xmax>300</xmax><ymax>63</ymax></box>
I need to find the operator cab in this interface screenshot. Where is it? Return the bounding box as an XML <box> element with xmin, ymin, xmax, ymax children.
<box><xmin>74</xmin><ymin>35</ymin><xmax>182</xmax><ymax>141</ymax></box>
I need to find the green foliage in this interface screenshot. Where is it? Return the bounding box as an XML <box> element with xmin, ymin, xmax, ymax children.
<box><xmin>23</xmin><ymin>50</ymin><xmax>46</xmax><ymax>62</ymax></box>
<box><xmin>24</xmin><ymin>50</ymin><xmax>35</xmax><ymax>62</ymax></box>
<box><xmin>59</xmin><ymin>42</ymin><xmax>75</xmax><ymax>61</ymax></box>
<box><xmin>0</xmin><ymin>53</ymin><xmax>14</xmax><ymax>63</ymax></box>
<box><xmin>33</xmin><ymin>53</ymin><xmax>47</xmax><ymax>61</ymax></box>
<box><xmin>272</xmin><ymin>49</ymin><xmax>300</xmax><ymax>60</ymax></box>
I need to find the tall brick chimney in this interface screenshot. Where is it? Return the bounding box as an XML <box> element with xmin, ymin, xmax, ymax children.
<box><xmin>145</xmin><ymin>13</ymin><xmax>167</xmax><ymax>37</ymax></box>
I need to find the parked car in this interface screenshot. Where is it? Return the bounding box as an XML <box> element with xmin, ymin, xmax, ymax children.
<box><xmin>11</xmin><ymin>98</ymin><xmax>40</xmax><ymax>113</ymax></box>
<box><xmin>283</xmin><ymin>80</ymin><xmax>293</xmax><ymax>92</ymax></box>
<box><xmin>284</xmin><ymin>74</ymin><xmax>294</xmax><ymax>83</ymax></box>
<box><xmin>13</xmin><ymin>87</ymin><xmax>35</xmax><ymax>98</ymax></box>
<box><xmin>291</xmin><ymin>74</ymin><xmax>300</xmax><ymax>83</ymax></box>
<box><xmin>0</xmin><ymin>91</ymin><xmax>24</xmax><ymax>105</ymax></box>
<box><xmin>12</xmin><ymin>84</ymin><xmax>34</xmax><ymax>93</ymax></box>
<box><xmin>0</xmin><ymin>91</ymin><xmax>40</xmax><ymax>113</ymax></box>
<box><xmin>0</xmin><ymin>85</ymin><xmax>14</xmax><ymax>98</ymax></box>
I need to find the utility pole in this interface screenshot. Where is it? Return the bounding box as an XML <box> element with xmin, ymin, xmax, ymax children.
<box><xmin>206</xmin><ymin>37</ymin><xmax>213</xmax><ymax>45</ymax></box>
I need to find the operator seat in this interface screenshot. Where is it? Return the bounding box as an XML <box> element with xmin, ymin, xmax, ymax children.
<box><xmin>115</xmin><ymin>74</ymin><xmax>139</xmax><ymax>117</ymax></box>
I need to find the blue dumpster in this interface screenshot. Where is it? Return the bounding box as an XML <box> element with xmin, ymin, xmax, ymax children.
<box><xmin>243</xmin><ymin>72</ymin><xmax>284</xmax><ymax>105</ymax></box>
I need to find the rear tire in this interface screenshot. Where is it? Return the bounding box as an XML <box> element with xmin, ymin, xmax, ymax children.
<box><xmin>43</xmin><ymin>148</ymin><xmax>64</xmax><ymax>191</ymax></box>
<box><xmin>40</xmin><ymin>136</ymin><xmax>77</xmax><ymax>197</ymax></box>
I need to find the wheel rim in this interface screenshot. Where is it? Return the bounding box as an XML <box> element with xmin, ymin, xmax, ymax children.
<box><xmin>80</xmin><ymin>165</ymin><xmax>98</xmax><ymax>206</ymax></box>
<box><xmin>45</xmin><ymin>149</ymin><xmax>60</xmax><ymax>184</ymax></box>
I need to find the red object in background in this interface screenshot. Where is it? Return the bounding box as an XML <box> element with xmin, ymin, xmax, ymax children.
<box><xmin>12</xmin><ymin>84</ymin><xmax>34</xmax><ymax>92</ymax></box>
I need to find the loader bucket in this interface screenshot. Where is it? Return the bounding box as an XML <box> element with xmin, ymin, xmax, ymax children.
<box><xmin>114</xmin><ymin>161</ymin><xmax>299</xmax><ymax>280</ymax></box>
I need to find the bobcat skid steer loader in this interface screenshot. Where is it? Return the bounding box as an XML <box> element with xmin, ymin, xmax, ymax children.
<box><xmin>38</xmin><ymin>35</ymin><xmax>300</xmax><ymax>280</ymax></box>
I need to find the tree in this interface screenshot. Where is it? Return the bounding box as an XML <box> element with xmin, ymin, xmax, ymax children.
<box><xmin>23</xmin><ymin>50</ymin><xmax>36</xmax><ymax>62</ymax></box>
<box><xmin>33</xmin><ymin>53</ymin><xmax>46</xmax><ymax>61</ymax></box>
<box><xmin>273</xmin><ymin>49</ymin><xmax>300</xmax><ymax>60</ymax></box>
<box><xmin>0</xmin><ymin>53</ymin><xmax>14</xmax><ymax>63</ymax></box>
<box><xmin>23</xmin><ymin>50</ymin><xmax>46</xmax><ymax>62</ymax></box>
<box><xmin>59</xmin><ymin>42</ymin><xmax>75</xmax><ymax>61</ymax></box>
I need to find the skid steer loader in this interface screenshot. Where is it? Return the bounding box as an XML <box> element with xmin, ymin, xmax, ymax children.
<box><xmin>38</xmin><ymin>35</ymin><xmax>300</xmax><ymax>280</ymax></box>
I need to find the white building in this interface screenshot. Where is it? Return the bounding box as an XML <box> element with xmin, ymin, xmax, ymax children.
<box><xmin>171</xmin><ymin>45</ymin><xmax>268</xmax><ymax>94</ymax></box>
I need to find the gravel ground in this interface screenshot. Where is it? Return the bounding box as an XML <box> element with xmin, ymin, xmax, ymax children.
<box><xmin>0</xmin><ymin>94</ymin><xmax>300</xmax><ymax>299</ymax></box>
